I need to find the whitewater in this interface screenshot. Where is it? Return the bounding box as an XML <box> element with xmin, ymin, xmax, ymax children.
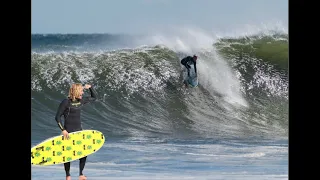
<box><xmin>31</xmin><ymin>24</ymin><xmax>288</xmax><ymax>180</ymax></box>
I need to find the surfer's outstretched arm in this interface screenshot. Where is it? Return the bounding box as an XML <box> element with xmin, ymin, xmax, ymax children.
<box><xmin>82</xmin><ymin>85</ymin><xmax>97</xmax><ymax>105</ymax></box>
<box><xmin>55</xmin><ymin>99</ymin><xmax>69</xmax><ymax>131</ymax></box>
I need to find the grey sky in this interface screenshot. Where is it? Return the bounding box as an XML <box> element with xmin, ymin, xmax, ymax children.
<box><xmin>32</xmin><ymin>0</ymin><xmax>288</xmax><ymax>34</ymax></box>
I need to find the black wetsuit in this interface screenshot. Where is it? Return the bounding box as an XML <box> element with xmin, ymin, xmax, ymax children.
<box><xmin>55</xmin><ymin>87</ymin><xmax>97</xmax><ymax>177</ymax></box>
<box><xmin>180</xmin><ymin>56</ymin><xmax>197</xmax><ymax>77</ymax></box>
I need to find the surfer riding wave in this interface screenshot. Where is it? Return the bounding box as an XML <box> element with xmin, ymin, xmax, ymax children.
<box><xmin>180</xmin><ymin>55</ymin><xmax>197</xmax><ymax>77</ymax></box>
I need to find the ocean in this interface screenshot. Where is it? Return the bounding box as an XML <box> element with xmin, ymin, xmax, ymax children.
<box><xmin>31</xmin><ymin>26</ymin><xmax>288</xmax><ymax>180</ymax></box>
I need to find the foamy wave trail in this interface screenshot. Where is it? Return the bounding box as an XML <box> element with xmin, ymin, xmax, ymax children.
<box><xmin>31</xmin><ymin>27</ymin><xmax>288</xmax><ymax>141</ymax></box>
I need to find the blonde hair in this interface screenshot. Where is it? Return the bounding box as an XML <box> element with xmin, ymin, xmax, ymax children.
<box><xmin>68</xmin><ymin>83</ymin><xmax>83</xmax><ymax>101</ymax></box>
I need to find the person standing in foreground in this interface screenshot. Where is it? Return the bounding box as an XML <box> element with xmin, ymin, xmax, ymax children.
<box><xmin>55</xmin><ymin>83</ymin><xmax>97</xmax><ymax>180</ymax></box>
<box><xmin>180</xmin><ymin>55</ymin><xmax>198</xmax><ymax>77</ymax></box>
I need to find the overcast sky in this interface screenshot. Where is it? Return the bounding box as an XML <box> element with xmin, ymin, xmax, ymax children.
<box><xmin>32</xmin><ymin>0</ymin><xmax>288</xmax><ymax>34</ymax></box>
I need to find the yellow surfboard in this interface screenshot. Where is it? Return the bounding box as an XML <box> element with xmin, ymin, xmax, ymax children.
<box><xmin>31</xmin><ymin>130</ymin><xmax>105</xmax><ymax>166</ymax></box>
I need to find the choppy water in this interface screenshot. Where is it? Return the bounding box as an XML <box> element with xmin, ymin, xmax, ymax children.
<box><xmin>31</xmin><ymin>25</ymin><xmax>288</xmax><ymax>179</ymax></box>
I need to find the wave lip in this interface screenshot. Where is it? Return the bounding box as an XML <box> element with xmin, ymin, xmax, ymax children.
<box><xmin>215</xmin><ymin>33</ymin><xmax>288</xmax><ymax>70</ymax></box>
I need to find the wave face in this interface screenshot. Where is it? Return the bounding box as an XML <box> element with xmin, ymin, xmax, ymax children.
<box><xmin>31</xmin><ymin>28</ymin><xmax>288</xmax><ymax>141</ymax></box>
